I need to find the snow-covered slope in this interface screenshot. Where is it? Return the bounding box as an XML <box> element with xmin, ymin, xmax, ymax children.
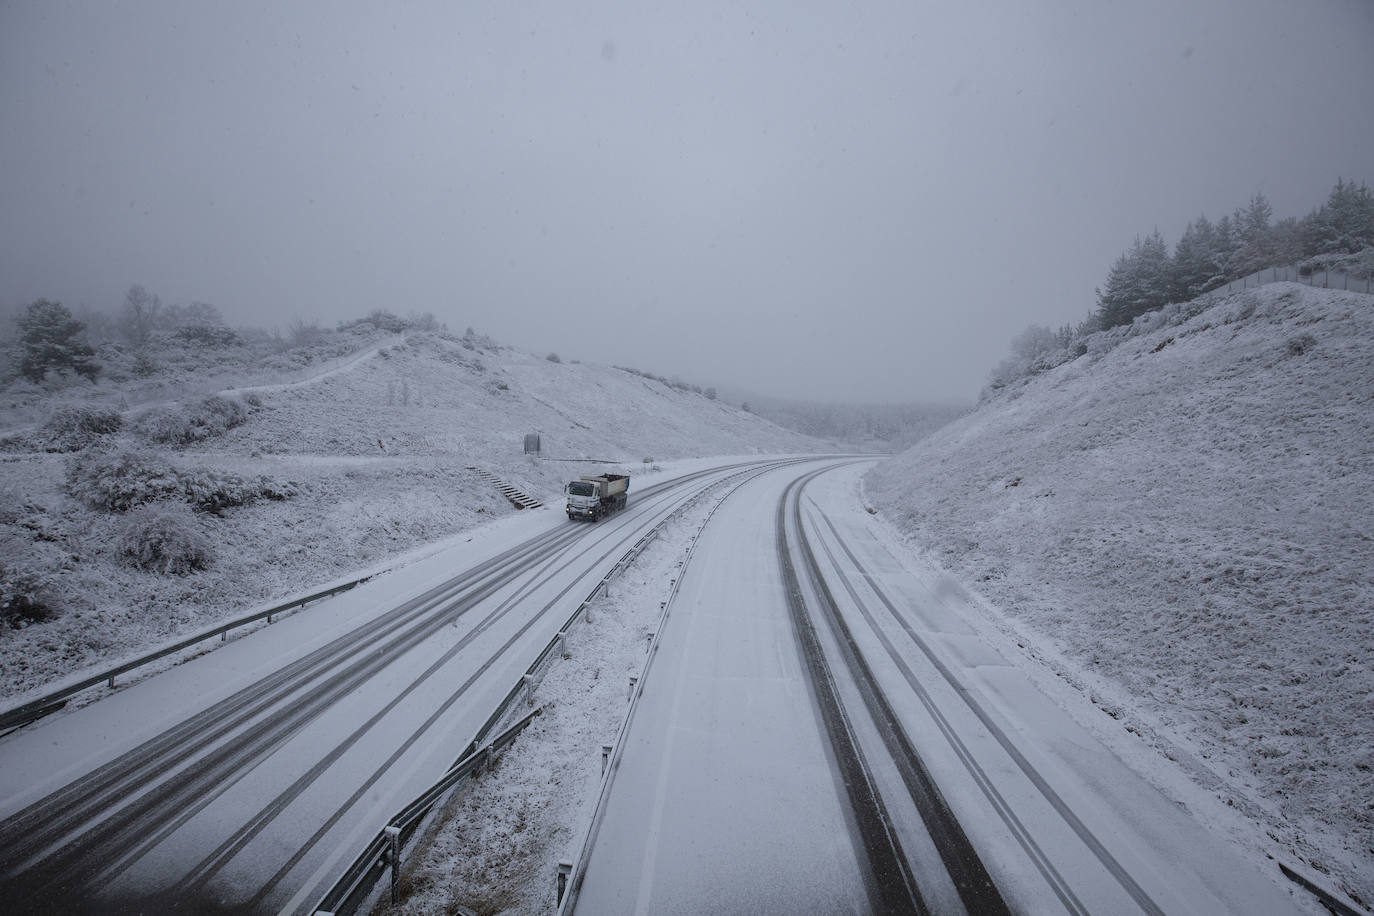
<box><xmin>216</xmin><ymin>333</ymin><xmax>823</xmax><ymax>465</ymax></box>
<box><xmin>865</xmin><ymin>282</ymin><xmax>1373</xmax><ymax>905</ymax></box>
<box><xmin>0</xmin><ymin>332</ymin><xmax>825</xmax><ymax>699</ymax></box>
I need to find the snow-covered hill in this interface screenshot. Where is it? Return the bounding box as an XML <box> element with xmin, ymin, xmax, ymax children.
<box><xmin>865</xmin><ymin>282</ymin><xmax>1373</xmax><ymax>906</ymax></box>
<box><xmin>0</xmin><ymin>331</ymin><xmax>825</xmax><ymax>699</ymax></box>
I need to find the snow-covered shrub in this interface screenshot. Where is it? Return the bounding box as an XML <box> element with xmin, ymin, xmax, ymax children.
<box><xmin>37</xmin><ymin>406</ymin><xmax>123</xmax><ymax>452</ymax></box>
<box><xmin>1286</xmin><ymin>333</ymin><xmax>1318</xmax><ymax>356</ymax></box>
<box><xmin>546</xmin><ymin>352</ymin><xmax>562</xmax><ymax>363</ymax></box>
<box><xmin>253</xmin><ymin>476</ymin><xmax>299</xmax><ymax>502</ymax></box>
<box><xmin>173</xmin><ymin>323</ymin><xmax>241</xmax><ymax>348</ymax></box>
<box><xmin>197</xmin><ymin>394</ymin><xmax>248</xmax><ymax>431</ymax></box>
<box><xmin>66</xmin><ymin>450</ymin><xmax>183</xmax><ymax>511</ymax></box>
<box><xmin>132</xmin><ymin>351</ymin><xmax>159</xmax><ymax>377</ymax></box>
<box><xmin>117</xmin><ymin>503</ymin><xmax>212</xmax><ymax>575</ymax></box>
<box><xmin>0</xmin><ymin>560</ymin><xmax>62</xmax><ymax>627</ymax></box>
<box><xmin>132</xmin><ymin>407</ymin><xmax>190</xmax><ymax>445</ymax></box>
<box><xmin>1298</xmin><ymin>246</ymin><xmax>1374</xmax><ymax>280</ymax></box>
<box><xmin>134</xmin><ymin>395</ymin><xmax>249</xmax><ymax>446</ymax></box>
<box><xmin>287</xmin><ymin>319</ymin><xmax>325</xmax><ymax>346</ymax></box>
<box><xmin>178</xmin><ymin>467</ymin><xmax>258</xmax><ymax>512</ymax></box>
<box><xmin>66</xmin><ymin>450</ymin><xmax>297</xmax><ymax>512</ymax></box>
<box><xmin>984</xmin><ymin>325</ymin><xmax>1075</xmax><ymax>395</ymax></box>
<box><xmin>177</xmin><ymin>467</ymin><xmax>296</xmax><ymax>512</ymax></box>
<box><xmin>0</xmin><ymin>527</ymin><xmax>64</xmax><ymax>626</ymax></box>
<box><xmin>339</xmin><ymin>309</ymin><xmax>410</xmax><ymax>333</ymax></box>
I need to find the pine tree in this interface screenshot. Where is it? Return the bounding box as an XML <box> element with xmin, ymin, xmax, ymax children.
<box><xmin>1096</xmin><ymin>249</ymin><xmax>1135</xmax><ymax>328</ymax></box>
<box><xmin>1096</xmin><ymin>231</ymin><xmax>1171</xmax><ymax>328</ymax></box>
<box><xmin>1132</xmin><ymin>229</ymin><xmax>1172</xmax><ymax>318</ymax></box>
<box><xmin>1271</xmin><ymin>216</ymin><xmax>1305</xmax><ymax>265</ymax></box>
<box><xmin>1302</xmin><ymin>178</ymin><xmax>1374</xmax><ymax>256</ymax></box>
<box><xmin>1232</xmin><ymin>192</ymin><xmax>1275</xmax><ymax>276</ymax></box>
<box><xmin>1208</xmin><ymin>214</ymin><xmax>1240</xmax><ymax>289</ymax></box>
<box><xmin>1171</xmin><ymin>216</ymin><xmax>1215</xmax><ymax>301</ymax></box>
<box><xmin>18</xmin><ymin>299</ymin><xmax>101</xmax><ymax>383</ymax></box>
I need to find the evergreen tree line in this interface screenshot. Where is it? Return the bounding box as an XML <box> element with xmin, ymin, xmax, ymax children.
<box><xmin>1096</xmin><ymin>179</ymin><xmax>1374</xmax><ymax>328</ymax></box>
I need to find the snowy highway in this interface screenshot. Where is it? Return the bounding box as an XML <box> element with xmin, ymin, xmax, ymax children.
<box><xmin>566</xmin><ymin>461</ymin><xmax>1304</xmax><ymax>915</ymax></box>
<box><xmin>0</xmin><ymin>456</ymin><xmax>1315</xmax><ymax>914</ymax></box>
<box><xmin>0</xmin><ymin>458</ymin><xmax>797</xmax><ymax>914</ymax></box>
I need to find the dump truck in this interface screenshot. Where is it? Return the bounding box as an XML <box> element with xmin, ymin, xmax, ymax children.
<box><xmin>565</xmin><ymin>472</ymin><xmax>629</xmax><ymax>521</ymax></box>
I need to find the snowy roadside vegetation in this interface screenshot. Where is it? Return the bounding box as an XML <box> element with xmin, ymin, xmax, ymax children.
<box><xmin>865</xmin><ymin>282</ymin><xmax>1374</xmax><ymax>905</ymax></box>
<box><xmin>0</xmin><ymin>313</ymin><xmax>822</xmax><ymax>701</ymax></box>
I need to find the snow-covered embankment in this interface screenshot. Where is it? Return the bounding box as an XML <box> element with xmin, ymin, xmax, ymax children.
<box><xmin>866</xmin><ymin>283</ymin><xmax>1373</xmax><ymax>905</ymax></box>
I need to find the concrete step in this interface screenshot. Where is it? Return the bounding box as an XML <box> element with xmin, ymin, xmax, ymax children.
<box><xmin>467</xmin><ymin>466</ymin><xmax>544</xmax><ymax>510</ymax></box>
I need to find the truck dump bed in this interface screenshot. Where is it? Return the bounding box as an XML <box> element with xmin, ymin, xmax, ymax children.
<box><xmin>581</xmin><ymin>473</ymin><xmax>629</xmax><ymax>497</ymax></box>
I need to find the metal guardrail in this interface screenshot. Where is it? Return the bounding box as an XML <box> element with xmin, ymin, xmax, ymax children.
<box><xmin>1279</xmin><ymin>862</ymin><xmax>1362</xmax><ymax>916</ymax></box>
<box><xmin>0</xmin><ymin>574</ymin><xmax>375</xmax><ymax>736</ymax></box>
<box><xmin>312</xmin><ymin>706</ymin><xmax>544</xmax><ymax>916</ymax></box>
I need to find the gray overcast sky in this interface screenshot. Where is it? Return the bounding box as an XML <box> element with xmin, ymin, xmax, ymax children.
<box><xmin>2</xmin><ymin>1</ymin><xmax>1371</xmax><ymax>403</ymax></box>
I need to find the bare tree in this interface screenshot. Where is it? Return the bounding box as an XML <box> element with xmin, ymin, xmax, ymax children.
<box><xmin>121</xmin><ymin>284</ymin><xmax>162</xmax><ymax>348</ymax></box>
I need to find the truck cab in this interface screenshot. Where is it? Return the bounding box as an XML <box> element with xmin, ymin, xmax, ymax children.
<box><xmin>565</xmin><ymin>479</ymin><xmax>602</xmax><ymax>520</ymax></box>
<box><xmin>565</xmin><ymin>473</ymin><xmax>629</xmax><ymax>521</ymax></box>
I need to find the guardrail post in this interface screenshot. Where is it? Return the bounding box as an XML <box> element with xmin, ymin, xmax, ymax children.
<box><xmin>108</xmin><ymin>675</ymin><xmax>116</xmax><ymax>689</ymax></box>
<box><xmin>646</xmin><ymin>632</ymin><xmax>655</xmax><ymax>650</ymax></box>
<box><xmin>558</xmin><ymin>632</ymin><xmax>569</xmax><ymax>659</ymax></box>
<box><xmin>474</xmin><ymin>744</ymin><xmax>492</xmax><ymax>777</ymax></box>
<box><xmin>384</xmin><ymin>825</ymin><xmax>402</xmax><ymax>904</ymax></box>
<box><xmin>583</xmin><ymin>601</ymin><xmax>594</xmax><ymax>624</ymax></box>
<box><xmin>601</xmin><ymin>744</ymin><xmax>613</xmax><ymax>776</ymax></box>
<box><xmin>628</xmin><ymin>676</ymin><xmax>638</xmax><ymax>700</ymax></box>
<box><xmin>557</xmin><ymin>861</ymin><xmax>573</xmax><ymax>905</ymax></box>
<box><xmin>522</xmin><ymin>674</ymin><xmax>535</xmax><ymax>706</ymax></box>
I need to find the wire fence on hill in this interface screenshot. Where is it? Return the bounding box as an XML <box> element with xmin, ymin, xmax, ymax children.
<box><xmin>1209</xmin><ymin>265</ymin><xmax>1372</xmax><ymax>296</ymax></box>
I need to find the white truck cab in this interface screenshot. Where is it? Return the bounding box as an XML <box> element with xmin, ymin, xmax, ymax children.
<box><xmin>565</xmin><ymin>472</ymin><xmax>629</xmax><ymax>521</ymax></box>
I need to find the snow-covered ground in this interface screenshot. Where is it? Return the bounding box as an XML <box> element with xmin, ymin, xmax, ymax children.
<box><xmin>7</xmin><ymin>283</ymin><xmax>1367</xmax><ymax>910</ymax></box>
<box><xmin>865</xmin><ymin>282</ymin><xmax>1374</xmax><ymax>907</ymax></box>
<box><xmin>0</xmin><ymin>332</ymin><xmax>824</xmax><ymax>702</ymax></box>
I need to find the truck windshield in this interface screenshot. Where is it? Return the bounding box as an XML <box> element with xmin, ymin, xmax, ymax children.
<box><xmin>567</xmin><ymin>481</ymin><xmax>595</xmax><ymax>497</ymax></box>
